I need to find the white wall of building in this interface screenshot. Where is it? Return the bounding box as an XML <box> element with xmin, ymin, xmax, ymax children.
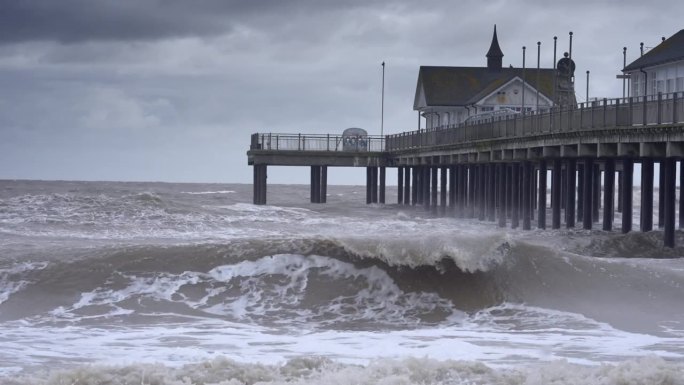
<box><xmin>629</xmin><ymin>61</ymin><xmax>684</xmax><ymax>97</ymax></box>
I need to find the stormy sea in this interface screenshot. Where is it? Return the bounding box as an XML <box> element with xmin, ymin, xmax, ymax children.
<box><xmin>0</xmin><ymin>179</ymin><xmax>683</xmax><ymax>384</ymax></box>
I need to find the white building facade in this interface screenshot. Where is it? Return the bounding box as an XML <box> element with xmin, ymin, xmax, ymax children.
<box><xmin>624</xmin><ymin>29</ymin><xmax>684</xmax><ymax>98</ymax></box>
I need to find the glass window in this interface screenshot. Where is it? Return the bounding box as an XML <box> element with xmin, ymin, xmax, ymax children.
<box><xmin>677</xmin><ymin>77</ymin><xmax>684</xmax><ymax>92</ymax></box>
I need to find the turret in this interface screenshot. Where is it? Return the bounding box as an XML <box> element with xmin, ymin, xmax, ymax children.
<box><xmin>486</xmin><ymin>25</ymin><xmax>504</xmax><ymax>70</ymax></box>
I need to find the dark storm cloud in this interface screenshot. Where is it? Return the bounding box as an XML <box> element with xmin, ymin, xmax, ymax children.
<box><xmin>0</xmin><ymin>0</ymin><xmax>419</xmax><ymax>44</ymax></box>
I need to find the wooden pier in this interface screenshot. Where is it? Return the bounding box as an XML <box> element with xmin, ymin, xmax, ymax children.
<box><xmin>248</xmin><ymin>93</ymin><xmax>684</xmax><ymax>247</ymax></box>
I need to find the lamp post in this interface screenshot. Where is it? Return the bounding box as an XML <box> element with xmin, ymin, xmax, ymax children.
<box><xmin>522</xmin><ymin>46</ymin><xmax>526</xmax><ymax>115</ymax></box>
<box><xmin>536</xmin><ymin>41</ymin><xmax>541</xmax><ymax>112</ymax></box>
<box><xmin>586</xmin><ymin>70</ymin><xmax>590</xmax><ymax>103</ymax></box>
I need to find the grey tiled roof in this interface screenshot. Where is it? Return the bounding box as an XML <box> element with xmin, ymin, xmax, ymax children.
<box><xmin>623</xmin><ymin>29</ymin><xmax>684</xmax><ymax>72</ymax></box>
<box><xmin>414</xmin><ymin>66</ymin><xmax>556</xmax><ymax>109</ymax></box>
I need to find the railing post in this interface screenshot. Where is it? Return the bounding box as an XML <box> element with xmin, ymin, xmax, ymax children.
<box><xmin>629</xmin><ymin>97</ymin><xmax>634</xmax><ymax>126</ymax></box>
<box><xmin>615</xmin><ymin>98</ymin><xmax>621</xmax><ymax>126</ymax></box>
<box><xmin>327</xmin><ymin>134</ymin><xmax>330</xmax><ymax>151</ymax></box>
<box><xmin>642</xmin><ymin>95</ymin><xmax>647</xmax><ymax>126</ymax></box>
<box><xmin>657</xmin><ymin>92</ymin><xmax>663</xmax><ymax>125</ymax></box>
<box><xmin>580</xmin><ymin>102</ymin><xmax>584</xmax><ymax>129</ymax></box>
<box><xmin>603</xmin><ymin>98</ymin><xmax>608</xmax><ymax>127</ymax></box>
<box><xmin>298</xmin><ymin>133</ymin><xmax>302</xmax><ymax>150</ymax></box>
<box><xmin>674</xmin><ymin>92</ymin><xmax>679</xmax><ymax>123</ymax></box>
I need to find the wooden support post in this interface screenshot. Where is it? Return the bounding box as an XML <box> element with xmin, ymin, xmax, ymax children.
<box><xmin>432</xmin><ymin>166</ymin><xmax>439</xmax><ymax>214</ymax></box>
<box><xmin>440</xmin><ymin>166</ymin><xmax>448</xmax><ymax>214</ymax></box>
<box><xmin>366</xmin><ymin>167</ymin><xmax>372</xmax><ymax>204</ymax></box>
<box><xmin>659</xmin><ymin>160</ymin><xmax>665</xmax><ymax>228</ymax></box>
<box><xmin>664</xmin><ymin>158</ymin><xmax>676</xmax><ymax>248</ymax></box>
<box><xmin>577</xmin><ymin>164</ymin><xmax>584</xmax><ymax>223</ymax></box>
<box><xmin>312</xmin><ymin>166</ymin><xmax>320</xmax><ymax>203</ymax></box>
<box><xmin>552</xmin><ymin>159</ymin><xmax>562</xmax><ymax>229</ymax></box>
<box><xmin>622</xmin><ymin>159</ymin><xmax>634</xmax><ymax>233</ymax></box>
<box><xmin>478</xmin><ymin>164</ymin><xmax>486</xmax><ymax>221</ymax></box>
<box><xmin>522</xmin><ymin>161</ymin><xmax>533</xmax><ymax>230</ymax></box>
<box><xmin>468</xmin><ymin>165</ymin><xmax>476</xmax><ymax>218</ymax></box>
<box><xmin>253</xmin><ymin>165</ymin><xmax>268</xmax><ymax>205</ymax></box>
<box><xmin>522</xmin><ymin>162</ymin><xmax>532</xmax><ymax>230</ymax></box>
<box><xmin>459</xmin><ymin>165</ymin><xmax>467</xmax><ymax>217</ymax></box>
<box><xmin>566</xmin><ymin>159</ymin><xmax>577</xmax><ymax>228</ymax></box>
<box><xmin>498</xmin><ymin>163</ymin><xmax>507</xmax><ymax>227</ymax></box>
<box><xmin>404</xmin><ymin>167</ymin><xmax>411</xmax><ymax>205</ymax></box>
<box><xmin>379</xmin><ymin>167</ymin><xmax>386</xmax><ymax>204</ymax></box>
<box><xmin>321</xmin><ymin>166</ymin><xmax>327</xmax><ymax>203</ymax></box>
<box><xmin>641</xmin><ymin>158</ymin><xmax>654</xmax><ymax>232</ymax></box>
<box><xmin>372</xmin><ymin>167</ymin><xmax>379</xmax><ymax>204</ymax></box>
<box><xmin>449</xmin><ymin>166</ymin><xmax>456</xmax><ymax>214</ymax></box>
<box><xmin>538</xmin><ymin>160</ymin><xmax>547</xmax><ymax>229</ymax></box>
<box><xmin>617</xmin><ymin>171</ymin><xmax>623</xmax><ymax>213</ymax></box>
<box><xmin>412</xmin><ymin>167</ymin><xmax>419</xmax><ymax>205</ymax></box>
<box><xmin>397</xmin><ymin>167</ymin><xmax>404</xmax><ymax>205</ymax></box>
<box><xmin>583</xmin><ymin>159</ymin><xmax>593</xmax><ymax>230</ymax></box>
<box><xmin>487</xmin><ymin>163</ymin><xmax>496</xmax><ymax>222</ymax></box>
<box><xmin>603</xmin><ymin>159</ymin><xmax>615</xmax><ymax>231</ymax></box>
<box><xmin>424</xmin><ymin>166</ymin><xmax>431</xmax><ymax>211</ymax></box>
<box><xmin>680</xmin><ymin>160</ymin><xmax>684</xmax><ymax>229</ymax></box>
<box><xmin>512</xmin><ymin>163</ymin><xmax>520</xmax><ymax>228</ymax></box>
<box><xmin>592</xmin><ymin>163</ymin><xmax>600</xmax><ymax>223</ymax></box>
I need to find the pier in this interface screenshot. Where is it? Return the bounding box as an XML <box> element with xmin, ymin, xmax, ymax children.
<box><xmin>248</xmin><ymin>93</ymin><xmax>684</xmax><ymax>247</ymax></box>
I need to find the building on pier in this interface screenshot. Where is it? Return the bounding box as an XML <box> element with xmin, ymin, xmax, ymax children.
<box><xmin>624</xmin><ymin>29</ymin><xmax>684</xmax><ymax>98</ymax></box>
<box><xmin>414</xmin><ymin>26</ymin><xmax>559</xmax><ymax>129</ymax></box>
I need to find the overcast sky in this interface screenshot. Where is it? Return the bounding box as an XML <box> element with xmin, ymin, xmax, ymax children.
<box><xmin>1</xmin><ymin>0</ymin><xmax>682</xmax><ymax>185</ymax></box>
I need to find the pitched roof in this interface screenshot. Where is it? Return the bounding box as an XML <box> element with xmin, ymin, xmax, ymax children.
<box><xmin>414</xmin><ymin>66</ymin><xmax>556</xmax><ymax>109</ymax></box>
<box><xmin>623</xmin><ymin>29</ymin><xmax>684</xmax><ymax>72</ymax></box>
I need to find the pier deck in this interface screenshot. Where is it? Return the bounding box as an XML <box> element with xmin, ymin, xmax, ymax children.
<box><xmin>248</xmin><ymin>93</ymin><xmax>684</xmax><ymax>247</ymax></box>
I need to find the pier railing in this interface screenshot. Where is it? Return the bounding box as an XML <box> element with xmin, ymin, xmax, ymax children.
<box><xmin>250</xmin><ymin>133</ymin><xmax>386</xmax><ymax>152</ymax></box>
<box><xmin>387</xmin><ymin>92</ymin><xmax>684</xmax><ymax>151</ymax></box>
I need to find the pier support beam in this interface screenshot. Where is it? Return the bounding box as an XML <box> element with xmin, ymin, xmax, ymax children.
<box><xmin>253</xmin><ymin>164</ymin><xmax>267</xmax><ymax>205</ymax></box>
<box><xmin>538</xmin><ymin>160</ymin><xmax>547</xmax><ymax>229</ymax></box>
<box><xmin>552</xmin><ymin>159</ymin><xmax>562</xmax><ymax>229</ymax></box>
<box><xmin>582</xmin><ymin>159</ymin><xmax>593</xmax><ymax>230</ymax></box>
<box><xmin>522</xmin><ymin>162</ymin><xmax>532</xmax><ymax>230</ymax></box>
<box><xmin>423</xmin><ymin>166</ymin><xmax>431</xmax><ymax>211</ymax></box>
<box><xmin>379</xmin><ymin>167</ymin><xmax>386</xmax><ymax>204</ymax></box>
<box><xmin>603</xmin><ymin>159</ymin><xmax>615</xmax><ymax>231</ymax></box>
<box><xmin>478</xmin><ymin>164</ymin><xmax>486</xmax><ymax>221</ymax></box>
<box><xmin>311</xmin><ymin>166</ymin><xmax>327</xmax><ymax>203</ymax></box>
<box><xmin>431</xmin><ymin>167</ymin><xmax>438</xmax><ymax>214</ymax></box>
<box><xmin>440</xmin><ymin>166</ymin><xmax>448</xmax><ymax>215</ymax></box>
<box><xmin>592</xmin><ymin>163</ymin><xmax>601</xmax><ymax>223</ymax></box>
<box><xmin>487</xmin><ymin>163</ymin><xmax>496</xmax><ymax>222</ymax></box>
<box><xmin>497</xmin><ymin>163</ymin><xmax>507</xmax><ymax>227</ymax></box>
<box><xmin>577</xmin><ymin>164</ymin><xmax>584</xmax><ymax>223</ymax></box>
<box><xmin>617</xmin><ymin>171</ymin><xmax>623</xmax><ymax>213</ymax></box>
<box><xmin>641</xmin><ymin>158</ymin><xmax>654</xmax><ymax>232</ymax></box>
<box><xmin>566</xmin><ymin>159</ymin><xmax>577</xmax><ymax>228</ymax></box>
<box><xmin>404</xmin><ymin>167</ymin><xmax>411</xmax><ymax>205</ymax></box>
<box><xmin>621</xmin><ymin>159</ymin><xmax>634</xmax><ymax>233</ymax></box>
<box><xmin>664</xmin><ymin>158</ymin><xmax>676</xmax><ymax>248</ymax></box>
<box><xmin>659</xmin><ymin>161</ymin><xmax>665</xmax><ymax>228</ymax></box>
<box><xmin>680</xmin><ymin>161</ymin><xmax>684</xmax><ymax>229</ymax></box>
<box><xmin>397</xmin><ymin>167</ymin><xmax>403</xmax><ymax>205</ymax></box>
<box><xmin>449</xmin><ymin>166</ymin><xmax>456</xmax><ymax>214</ymax></box>
<box><xmin>511</xmin><ymin>163</ymin><xmax>520</xmax><ymax>228</ymax></box>
<box><xmin>411</xmin><ymin>167</ymin><xmax>419</xmax><ymax>205</ymax></box>
<box><xmin>468</xmin><ymin>165</ymin><xmax>476</xmax><ymax>218</ymax></box>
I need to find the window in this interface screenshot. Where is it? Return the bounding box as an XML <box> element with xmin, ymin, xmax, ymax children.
<box><xmin>677</xmin><ymin>77</ymin><xmax>684</xmax><ymax>92</ymax></box>
<box><xmin>667</xmin><ymin>79</ymin><xmax>675</xmax><ymax>93</ymax></box>
<box><xmin>480</xmin><ymin>106</ymin><xmax>494</xmax><ymax>112</ymax></box>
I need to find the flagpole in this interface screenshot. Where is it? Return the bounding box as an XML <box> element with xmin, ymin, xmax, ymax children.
<box><xmin>381</xmin><ymin>61</ymin><xmax>385</xmax><ymax>137</ymax></box>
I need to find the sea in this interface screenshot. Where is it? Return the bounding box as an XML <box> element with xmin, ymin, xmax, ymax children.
<box><xmin>0</xmin><ymin>179</ymin><xmax>683</xmax><ymax>384</ymax></box>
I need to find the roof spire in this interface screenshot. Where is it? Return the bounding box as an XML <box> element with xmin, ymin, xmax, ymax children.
<box><xmin>486</xmin><ymin>25</ymin><xmax>504</xmax><ymax>70</ymax></box>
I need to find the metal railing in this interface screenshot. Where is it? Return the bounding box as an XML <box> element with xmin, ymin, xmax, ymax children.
<box><xmin>250</xmin><ymin>133</ymin><xmax>386</xmax><ymax>152</ymax></box>
<box><xmin>386</xmin><ymin>92</ymin><xmax>684</xmax><ymax>151</ymax></box>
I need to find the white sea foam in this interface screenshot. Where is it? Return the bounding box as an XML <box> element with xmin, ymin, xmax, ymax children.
<box><xmin>182</xmin><ymin>190</ymin><xmax>236</xmax><ymax>195</ymax></box>
<box><xmin>0</xmin><ymin>261</ymin><xmax>48</xmax><ymax>306</ymax></box>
